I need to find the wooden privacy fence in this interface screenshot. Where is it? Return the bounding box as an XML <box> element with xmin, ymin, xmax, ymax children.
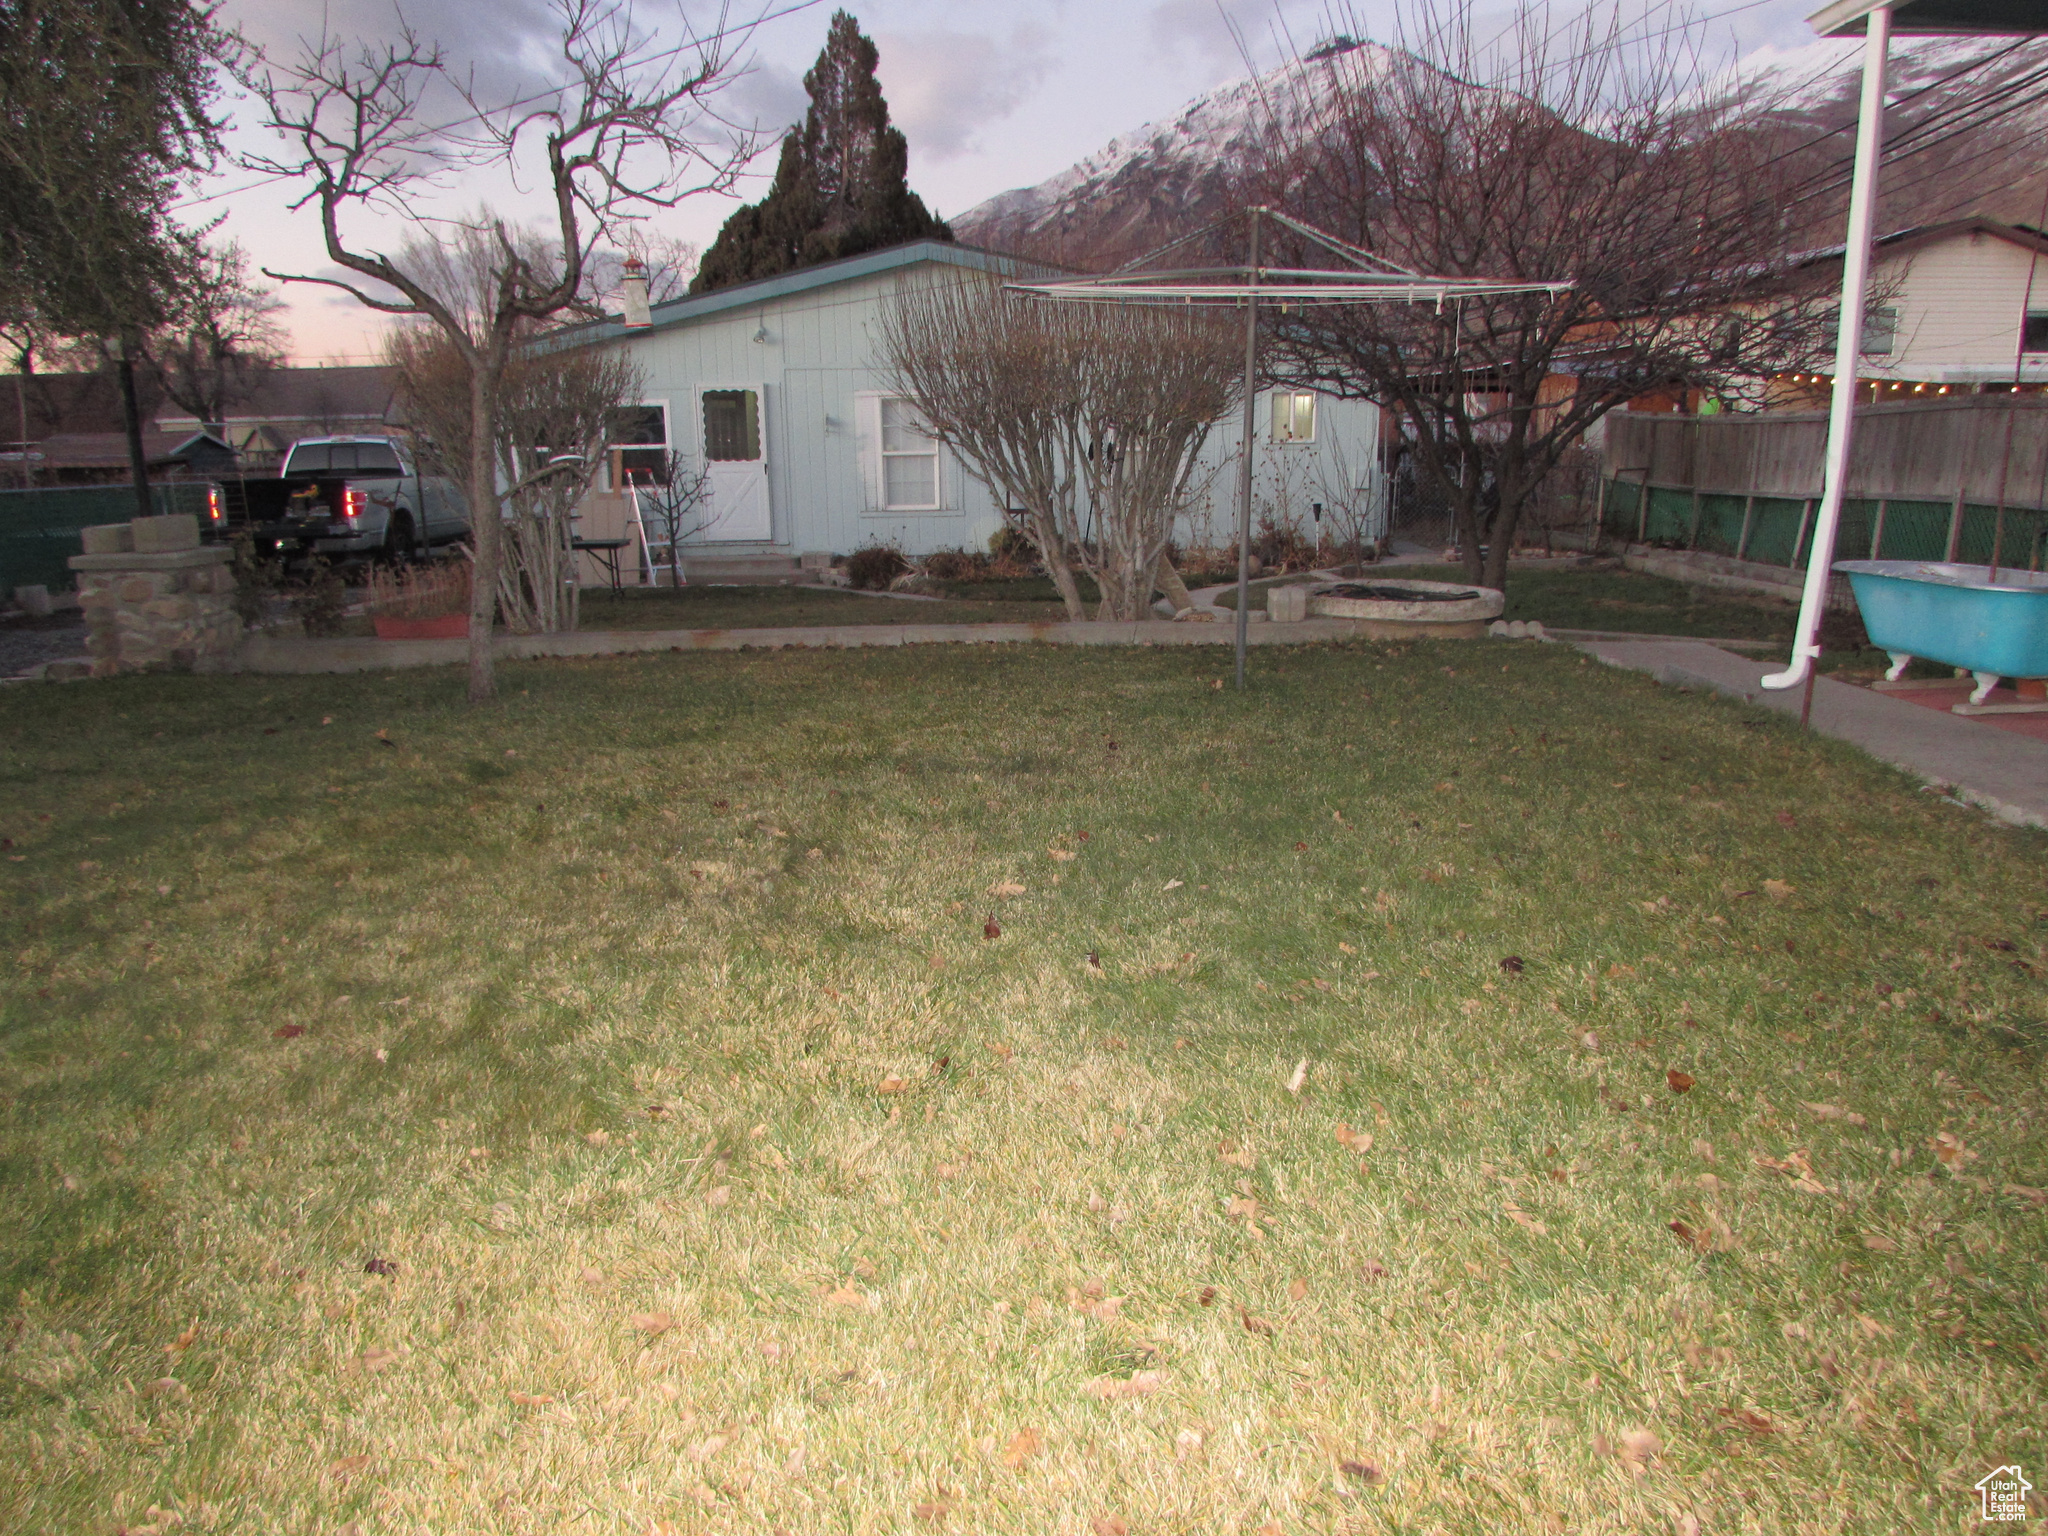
<box><xmin>1600</xmin><ymin>396</ymin><xmax>2048</xmax><ymax>572</ymax></box>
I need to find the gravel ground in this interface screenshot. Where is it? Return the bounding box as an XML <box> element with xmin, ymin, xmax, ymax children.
<box><xmin>0</xmin><ymin>612</ymin><xmax>89</xmax><ymax>678</ymax></box>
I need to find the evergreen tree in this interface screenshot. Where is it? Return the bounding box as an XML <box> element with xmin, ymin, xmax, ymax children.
<box><xmin>691</xmin><ymin>11</ymin><xmax>949</xmax><ymax>294</ymax></box>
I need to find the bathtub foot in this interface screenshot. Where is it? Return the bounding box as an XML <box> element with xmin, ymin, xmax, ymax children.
<box><xmin>1884</xmin><ymin>652</ymin><xmax>1913</xmax><ymax>682</ymax></box>
<box><xmin>1968</xmin><ymin>671</ymin><xmax>2002</xmax><ymax>706</ymax></box>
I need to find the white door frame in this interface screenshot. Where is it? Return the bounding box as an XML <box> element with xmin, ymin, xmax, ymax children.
<box><xmin>693</xmin><ymin>382</ymin><xmax>771</xmax><ymax>543</ymax></box>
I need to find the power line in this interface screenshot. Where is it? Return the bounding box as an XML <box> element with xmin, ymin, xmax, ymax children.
<box><xmin>1778</xmin><ymin>73</ymin><xmax>2048</xmax><ymax>215</ymax></box>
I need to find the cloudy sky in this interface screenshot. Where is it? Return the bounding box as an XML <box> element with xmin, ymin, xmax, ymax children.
<box><xmin>203</xmin><ymin>0</ymin><xmax>1852</xmax><ymax>363</ymax></box>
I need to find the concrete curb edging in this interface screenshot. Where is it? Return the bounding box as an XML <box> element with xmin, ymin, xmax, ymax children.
<box><xmin>229</xmin><ymin>616</ymin><xmax>1391</xmax><ymax>675</ymax></box>
<box><xmin>1578</xmin><ymin>637</ymin><xmax>2048</xmax><ymax>831</ymax></box>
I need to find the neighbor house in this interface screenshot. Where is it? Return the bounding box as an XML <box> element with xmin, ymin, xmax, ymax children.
<box><xmin>1754</xmin><ymin>217</ymin><xmax>2047</xmax><ymax>411</ymax></box>
<box><xmin>557</xmin><ymin>239</ymin><xmax>1384</xmax><ymax>583</ymax></box>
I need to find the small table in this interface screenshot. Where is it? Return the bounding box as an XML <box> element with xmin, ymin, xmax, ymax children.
<box><xmin>571</xmin><ymin>538</ymin><xmax>631</xmax><ymax>594</ymax></box>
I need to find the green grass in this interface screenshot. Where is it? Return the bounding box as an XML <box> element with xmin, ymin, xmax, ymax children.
<box><xmin>1369</xmin><ymin>565</ymin><xmax>1807</xmax><ymax>642</ymax></box>
<box><xmin>2</xmin><ymin>641</ymin><xmax>2045</xmax><ymax>1534</ymax></box>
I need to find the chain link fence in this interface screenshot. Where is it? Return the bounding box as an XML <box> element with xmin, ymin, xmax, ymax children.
<box><xmin>0</xmin><ymin>483</ymin><xmax>211</xmax><ymax>595</ymax></box>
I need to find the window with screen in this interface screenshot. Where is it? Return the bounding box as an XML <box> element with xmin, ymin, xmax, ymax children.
<box><xmin>880</xmin><ymin>398</ymin><xmax>940</xmax><ymax>509</ymax></box>
<box><xmin>1271</xmin><ymin>391</ymin><xmax>1317</xmax><ymax>443</ymax></box>
<box><xmin>1860</xmin><ymin>306</ymin><xmax>1898</xmax><ymax>356</ymax></box>
<box><xmin>702</xmin><ymin>390</ymin><xmax>760</xmax><ymax>462</ymax></box>
<box><xmin>606</xmin><ymin>404</ymin><xmax>669</xmax><ymax>488</ymax></box>
<box><xmin>2024</xmin><ymin>312</ymin><xmax>2048</xmax><ymax>354</ymax></box>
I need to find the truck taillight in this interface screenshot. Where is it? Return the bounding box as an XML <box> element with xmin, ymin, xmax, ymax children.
<box><xmin>206</xmin><ymin>486</ymin><xmax>222</xmax><ymax>523</ymax></box>
<box><xmin>341</xmin><ymin>488</ymin><xmax>368</xmax><ymax>525</ymax></box>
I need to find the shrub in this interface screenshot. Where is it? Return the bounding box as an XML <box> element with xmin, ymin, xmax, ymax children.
<box><xmin>846</xmin><ymin>541</ymin><xmax>910</xmax><ymax>590</ymax></box>
<box><xmin>1252</xmin><ymin>514</ymin><xmax>1319</xmax><ymax>573</ymax></box>
<box><xmin>921</xmin><ymin>547</ymin><xmax>983</xmax><ymax>582</ymax></box>
<box><xmin>366</xmin><ymin>559</ymin><xmax>472</xmax><ymax>620</ymax></box>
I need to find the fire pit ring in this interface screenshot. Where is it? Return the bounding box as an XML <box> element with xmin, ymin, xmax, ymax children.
<box><xmin>1306</xmin><ymin>578</ymin><xmax>1504</xmax><ymax>638</ymax></box>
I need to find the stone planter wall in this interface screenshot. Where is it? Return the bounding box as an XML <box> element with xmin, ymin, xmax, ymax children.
<box><xmin>68</xmin><ymin>515</ymin><xmax>242</xmax><ymax>676</ymax></box>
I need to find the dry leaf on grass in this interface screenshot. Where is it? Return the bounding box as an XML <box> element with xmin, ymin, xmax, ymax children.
<box><xmin>1238</xmin><ymin>1307</ymin><xmax>1274</xmax><ymax>1337</ymax></box>
<box><xmin>1503</xmin><ymin>1202</ymin><xmax>1547</xmax><ymax>1235</ymax></box>
<box><xmin>1360</xmin><ymin>1259</ymin><xmax>1388</xmax><ymax>1280</ymax></box>
<box><xmin>913</xmin><ymin>1498</ymin><xmax>952</xmax><ymax>1524</ymax></box>
<box><xmin>329</xmin><ymin>1453</ymin><xmax>373</xmax><ymax>1480</ymax></box>
<box><xmin>356</xmin><ymin>1346</ymin><xmax>403</xmax><ymax>1372</ymax></box>
<box><xmin>164</xmin><ymin>1325</ymin><xmax>197</xmax><ymax>1355</ymax></box>
<box><xmin>1338</xmin><ymin>1457</ymin><xmax>1384</xmax><ymax>1485</ymax></box>
<box><xmin>1618</xmin><ymin>1428</ymin><xmax>1661</xmax><ymax>1469</ymax></box>
<box><xmin>584</xmin><ymin>1129</ymin><xmax>610</xmax><ymax>1146</ymax></box>
<box><xmin>1218</xmin><ymin>1140</ymin><xmax>1255</xmax><ymax>1169</ymax></box>
<box><xmin>824</xmin><ymin>1281</ymin><xmax>867</xmax><ymax>1310</ymax></box>
<box><xmin>878</xmin><ymin>1075</ymin><xmax>910</xmax><ymax>1095</ymax></box>
<box><xmin>144</xmin><ymin>1376</ymin><xmax>188</xmax><ymax>1401</ymax></box>
<box><xmin>2004</xmin><ymin>1183</ymin><xmax>2048</xmax><ymax>1206</ymax></box>
<box><xmin>1225</xmin><ymin>1196</ymin><xmax>1261</xmax><ymax>1222</ymax></box>
<box><xmin>273</xmin><ymin>1024</ymin><xmax>307</xmax><ymax>1039</ymax></box>
<box><xmin>983</xmin><ymin>919</ymin><xmax>1001</xmax><ymax>940</ymax></box>
<box><xmin>1334</xmin><ymin>1123</ymin><xmax>1373</xmax><ymax>1153</ymax></box>
<box><xmin>1718</xmin><ymin>1406</ymin><xmax>1776</xmax><ymax>1435</ymax></box>
<box><xmin>1666</xmin><ymin>1069</ymin><xmax>1695</xmax><ymax>1094</ymax></box>
<box><xmin>1286</xmin><ymin>1058</ymin><xmax>1309</xmax><ymax>1094</ymax></box>
<box><xmin>688</xmin><ymin>1433</ymin><xmax>730</xmax><ymax>1463</ymax></box>
<box><xmin>1049</xmin><ymin>848</ymin><xmax>1077</xmax><ymax>862</ymax></box>
<box><xmin>1930</xmin><ymin>1131</ymin><xmax>1975</xmax><ymax>1167</ymax></box>
<box><xmin>704</xmin><ymin>1185</ymin><xmax>732</xmax><ymax>1208</ymax></box>
<box><xmin>630</xmin><ymin>1312</ymin><xmax>676</xmax><ymax>1337</ymax></box>
<box><xmin>1091</xmin><ymin>1517</ymin><xmax>1130</xmax><ymax>1535</ymax></box>
<box><xmin>1000</xmin><ymin>1428</ymin><xmax>1041</xmax><ymax>1468</ymax></box>
<box><xmin>1862</xmin><ymin>1233</ymin><xmax>1898</xmax><ymax>1253</ymax></box>
<box><xmin>510</xmin><ymin>1391</ymin><xmax>554</xmax><ymax>1406</ymax></box>
<box><xmin>991</xmin><ymin>880</ymin><xmax>1026</xmax><ymax>899</ymax></box>
<box><xmin>1802</xmin><ymin>1102</ymin><xmax>1867</xmax><ymax>1126</ymax></box>
<box><xmin>1083</xmin><ymin>1369</ymin><xmax>1168</xmax><ymax>1401</ymax></box>
<box><xmin>1288</xmin><ymin>1278</ymin><xmax>1308</xmax><ymax>1301</ymax></box>
<box><xmin>1762</xmin><ymin>879</ymin><xmax>1794</xmax><ymax>900</ymax></box>
<box><xmin>1163</xmin><ymin>878</ymin><xmax>1184</xmax><ymax>891</ymax></box>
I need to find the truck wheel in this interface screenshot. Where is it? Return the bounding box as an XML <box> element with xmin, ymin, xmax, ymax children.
<box><xmin>382</xmin><ymin>512</ymin><xmax>419</xmax><ymax>564</ymax></box>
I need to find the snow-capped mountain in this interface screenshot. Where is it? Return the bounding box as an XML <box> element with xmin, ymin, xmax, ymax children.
<box><xmin>954</xmin><ymin>37</ymin><xmax>1385</xmax><ymax>269</ymax></box>
<box><xmin>954</xmin><ymin>33</ymin><xmax>2048</xmax><ymax>270</ymax></box>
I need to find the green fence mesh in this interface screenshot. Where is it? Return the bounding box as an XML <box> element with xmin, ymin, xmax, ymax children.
<box><xmin>0</xmin><ymin>483</ymin><xmax>209</xmax><ymax>594</ymax></box>
<box><xmin>1599</xmin><ymin>480</ymin><xmax>2048</xmax><ymax>576</ymax></box>
<box><xmin>1744</xmin><ymin>498</ymin><xmax>1807</xmax><ymax>566</ymax></box>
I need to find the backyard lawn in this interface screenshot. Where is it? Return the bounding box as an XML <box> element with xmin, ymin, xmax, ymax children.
<box><xmin>1</xmin><ymin>639</ymin><xmax>2043</xmax><ymax>1534</ymax></box>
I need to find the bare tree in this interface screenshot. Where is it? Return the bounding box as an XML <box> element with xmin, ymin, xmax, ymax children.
<box><xmin>1259</xmin><ymin>1</ymin><xmax>1842</xmax><ymax>592</ymax></box>
<box><xmin>387</xmin><ymin>289</ymin><xmax>638</xmax><ymax>633</ymax></box>
<box><xmin>628</xmin><ymin>449</ymin><xmax>713</xmax><ymax>587</ymax></box>
<box><xmin>242</xmin><ymin>0</ymin><xmax>755</xmax><ymax>700</ymax></box>
<box><xmin>143</xmin><ymin>239</ymin><xmax>287</xmax><ymax>431</ymax></box>
<box><xmin>882</xmin><ymin>273</ymin><xmax>1239</xmax><ymax>621</ymax></box>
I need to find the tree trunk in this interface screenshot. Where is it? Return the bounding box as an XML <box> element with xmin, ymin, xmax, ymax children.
<box><xmin>116</xmin><ymin>337</ymin><xmax>152</xmax><ymax>521</ymax></box>
<box><xmin>1154</xmin><ymin>550</ymin><xmax>1193</xmax><ymax>612</ymax></box>
<box><xmin>466</xmin><ymin>368</ymin><xmax>499</xmax><ymax>702</ymax></box>
<box><xmin>1028</xmin><ymin>509</ymin><xmax>1087</xmax><ymax>621</ymax></box>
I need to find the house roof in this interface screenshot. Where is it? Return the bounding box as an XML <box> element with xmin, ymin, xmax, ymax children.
<box><xmin>20</xmin><ymin>429</ymin><xmax>233</xmax><ymax>469</ymax></box>
<box><xmin>156</xmin><ymin>365</ymin><xmax>396</xmax><ymax>428</ymax></box>
<box><xmin>550</xmin><ymin>239</ymin><xmax>1066</xmax><ymax>349</ymax></box>
<box><xmin>1798</xmin><ymin>216</ymin><xmax>2048</xmax><ymax>269</ymax></box>
<box><xmin>1810</xmin><ymin>0</ymin><xmax>2048</xmax><ymax>37</ymax></box>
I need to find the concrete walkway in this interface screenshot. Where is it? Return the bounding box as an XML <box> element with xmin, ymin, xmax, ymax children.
<box><xmin>1579</xmin><ymin>637</ymin><xmax>2048</xmax><ymax>831</ymax></box>
<box><xmin>229</xmin><ymin>613</ymin><xmax>1349</xmax><ymax>674</ymax></box>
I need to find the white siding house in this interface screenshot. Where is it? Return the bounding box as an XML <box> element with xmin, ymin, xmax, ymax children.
<box><xmin>560</xmin><ymin>240</ymin><xmax>1382</xmax><ymax>581</ymax></box>
<box><xmin>1785</xmin><ymin>218</ymin><xmax>2048</xmax><ymax>402</ymax></box>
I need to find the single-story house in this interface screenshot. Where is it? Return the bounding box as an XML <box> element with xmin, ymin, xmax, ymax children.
<box><xmin>155</xmin><ymin>365</ymin><xmax>400</xmax><ymax>471</ymax></box>
<box><xmin>557</xmin><ymin>239</ymin><xmax>1385</xmax><ymax>582</ymax></box>
<box><xmin>1747</xmin><ymin>217</ymin><xmax>2048</xmax><ymax>412</ymax></box>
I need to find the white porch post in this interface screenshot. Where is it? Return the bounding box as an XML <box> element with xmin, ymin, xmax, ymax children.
<box><xmin>1763</xmin><ymin>3</ymin><xmax>1892</xmax><ymax>692</ymax></box>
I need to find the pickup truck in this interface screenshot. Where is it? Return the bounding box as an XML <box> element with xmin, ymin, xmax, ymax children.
<box><xmin>204</xmin><ymin>436</ymin><xmax>467</xmax><ymax>561</ymax></box>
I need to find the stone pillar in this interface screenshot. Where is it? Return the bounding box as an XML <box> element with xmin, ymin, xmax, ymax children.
<box><xmin>67</xmin><ymin>515</ymin><xmax>241</xmax><ymax>676</ymax></box>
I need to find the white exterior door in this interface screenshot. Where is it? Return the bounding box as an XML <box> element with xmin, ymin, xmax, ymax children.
<box><xmin>695</xmin><ymin>384</ymin><xmax>770</xmax><ymax>541</ymax></box>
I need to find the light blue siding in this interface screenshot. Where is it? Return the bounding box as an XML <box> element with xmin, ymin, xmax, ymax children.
<box><xmin>598</xmin><ymin>251</ymin><xmax>1383</xmax><ymax>559</ymax></box>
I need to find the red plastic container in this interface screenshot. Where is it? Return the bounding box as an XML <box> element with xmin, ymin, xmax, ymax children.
<box><xmin>373</xmin><ymin>613</ymin><xmax>469</xmax><ymax>640</ymax></box>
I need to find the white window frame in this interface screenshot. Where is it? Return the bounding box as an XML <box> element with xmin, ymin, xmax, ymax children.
<box><xmin>855</xmin><ymin>392</ymin><xmax>954</xmax><ymax>514</ymax></box>
<box><xmin>605</xmin><ymin>400</ymin><xmax>671</xmax><ymax>490</ymax></box>
<box><xmin>1271</xmin><ymin>390</ymin><xmax>1318</xmax><ymax>444</ymax></box>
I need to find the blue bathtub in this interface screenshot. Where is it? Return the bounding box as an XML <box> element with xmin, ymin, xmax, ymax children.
<box><xmin>1835</xmin><ymin>560</ymin><xmax>2048</xmax><ymax>702</ymax></box>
